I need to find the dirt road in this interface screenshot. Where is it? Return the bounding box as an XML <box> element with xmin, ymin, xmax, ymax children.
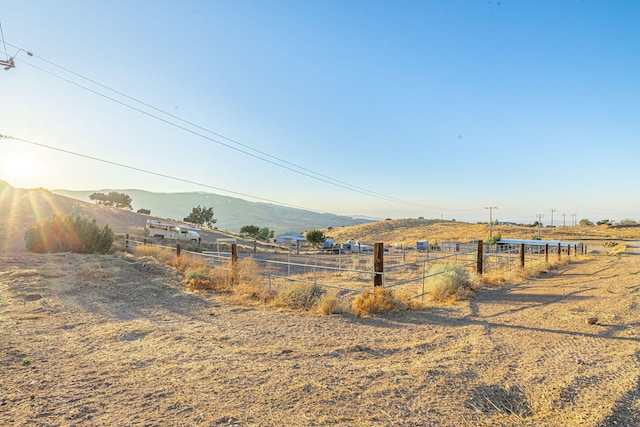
<box><xmin>1</xmin><ymin>244</ymin><xmax>639</xmax><ymax>426</ymax></box>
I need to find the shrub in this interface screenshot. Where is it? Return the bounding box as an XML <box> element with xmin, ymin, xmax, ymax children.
<box><xmin>276</xmin><ymin>283</ymin><xmax>324</xmax><ymax>309</ymax></box>
<box><xmin>427</xmin><ymin>263</ymin><xmax>473</xmax><ymax>303</ymax></box>
<box><xmin>24</xmin><ymin>214</ymin><xmax>113</xmax><ymax>254</ymax></box>
<box><xmin>352</xmin><ymin>287</ymin><xmax>408</xmax><ymax>317</ymax></box>
<box><xmin>315</xmin><ymin>294</ymin><xmax>341</xmax><ymax>315</ymax></box>
<box><xmin>486</xmin><ymin>232</ymin><xmax>502</xmax><ymax>245</ymax></box>
<box><xmin>183</xmin><ymin>266</ymin><xmax>215</xmax><ymax>290</ymax></box>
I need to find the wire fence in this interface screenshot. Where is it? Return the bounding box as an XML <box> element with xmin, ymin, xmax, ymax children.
<box><xmin>124</xmin><ymin>236</ymin><xmax>585</xmax><ymax>300</ymax></box>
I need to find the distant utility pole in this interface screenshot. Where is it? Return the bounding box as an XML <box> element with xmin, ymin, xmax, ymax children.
<box><xmin>485</xmin><ymin>206</ymin><xmax>498</xmax><ymax>238</ymax></box>
<box><xmin>536</xmin><ymin>213</ymin><xmax>544</xmax><ymax>239</ymax></box>
<box><xmin>571</xmin><ymin>214</ymin><xmax>577</xmax><ymax>227</ymax></box>
<box><xmin>562</xmin><ymin>213</ymin><xmax>566</xmax><ymax>228</ymax></box>
<box><xmin>549</xmin><ymin>208</ymin><xmax>556</xmax><ymax>228</ymax></box>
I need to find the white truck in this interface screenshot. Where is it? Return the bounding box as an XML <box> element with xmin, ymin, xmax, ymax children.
<box><xmin>144</xmin><ymin>219</ymin><xmax>201</xmax><ymax>243</ymax></box>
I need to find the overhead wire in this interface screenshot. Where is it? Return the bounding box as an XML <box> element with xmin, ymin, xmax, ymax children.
<box><xmin>6</xmin><ymin>41</ymin><xmax>458</xmax><ymax>211</ymax></box>
<box><xmin>0</xmin><ymin>134</ymin><xmax>324</xmax><ymax>213</ymax></box>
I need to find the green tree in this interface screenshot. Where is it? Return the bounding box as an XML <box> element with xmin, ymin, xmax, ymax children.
<box><xmin>89</xmin><ymin>191</ymin><xmax>132</xmax><ymax>209</ymax></box>
<box><xmin>89</xmin><ymin>192</ymin><xmax>107</xmax><ymax>204</ymax></box>
<box><xmin>24</xmin><ymin>214</ymin><xmax>113</xmax><ymax>254</ymax></box>
<box><xmin>256</xmin><ymin>227</ymin><xmax>272</xmax><ymax>241</ymax></box>
<box><xmin>107</xmin><ymin>191</ymin><xmax>132</xmax><ymax>209</ymax></box>
<box><xmin>188</xmin><ymin>205</ymin><xmax>216</xmax><ymax>228</ymax></box>
<box><xmin>240</xmin><ymin>225</ymin><xmax>260</xmax><ymax>237</ymax></box>
<box><xmin>137</xmin><ymin>208</ymin><xmax>151</xmax><ymax>215</ymax></box>
<box><xmin>305</xmin><ymin>229</ymin><xmax>326</xmax><ymax>248</ymax></box>
<box><xmin>486</xmin><ymin>232</ymin><xmax>502</xmax><ymax>245</ymax></box>
<box><xmin>580</xmin><ymin>218</ymin><xmax>594</xmax><ymax>226</ymax></box>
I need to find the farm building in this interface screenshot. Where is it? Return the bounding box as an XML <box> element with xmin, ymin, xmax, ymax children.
<box><xmin>496</xmin><ymin>238</ymin><xmax>583</xmax><ymax>252</ymax></box>
<box><xmin>276</xmin><ymin>232</ymin><xmax>307</xmax><ymax>246</ymax></box>
<box><xmin>441</xmin><ymin>241</ymin><xmax>461</xmax><ymax>252</ymax></box>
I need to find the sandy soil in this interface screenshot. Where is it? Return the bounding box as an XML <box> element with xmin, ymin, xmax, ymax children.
<box><xmin>1</xmin><ymin>243</ymin><xmax>639</xmax><ymax>426</ymax></box>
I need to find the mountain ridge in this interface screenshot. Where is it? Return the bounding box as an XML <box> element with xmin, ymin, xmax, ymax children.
<box><xmin>51</xmin><ymin>188</ymin><xmax>372</xmax><ymax>234</ymax></box>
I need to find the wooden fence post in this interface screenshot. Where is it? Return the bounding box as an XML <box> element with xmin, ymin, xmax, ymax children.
<box><xmin>374</xmin><ymin>242</ymin><xmax>384</xmax><ymax>287</ymax></box>
<box><xmin>545</xmin><ymin>243</ymin><xmax>549</xmax><ymax>263</ymax></box>
<box><xmin>231</xmin><ymin>243</ymin><xmax>238</xmax><ymax>286</ymax></box>
<box><xmin>125</xmin><ymin>233</ymin><xmax>129</xmax><ymax>250</ymax></box>
<box><xmin>176</xmin><ymin>243</ymin><xmax>181</xmax><ymax>257</ymax></box>
<box><xmin>520</xmin><ymin>243</ymin><xmax>525</xmax><ymax>268</ymax></box>
<box><xmin>476</xmin><ymin>240</ymin><xmax>483</xmax><ymax>276</ymax></box>
<box><xmin>143</xmin><ymin>238</ymin><xmax>147</xmax><ymax>246</ymax></box>
<box><xmin>557</xmin><ymin>243</ymin><xmax>562</xmax><ymax>261</ymax></box>
<box><xmin>574</xmin><ymin>244</ymin><xmax>577</xmax><ymax>256</ymax></box>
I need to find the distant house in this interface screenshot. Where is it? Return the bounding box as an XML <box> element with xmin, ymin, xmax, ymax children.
<box><xmin>276</xmin><ymin>232</ymin><xmax>307</xmax><ymax>246</ymax></box>
<box><xmin>441</xmin><ymin>241</ymin><xmax>461</xmax><ymax>252</ymax></box>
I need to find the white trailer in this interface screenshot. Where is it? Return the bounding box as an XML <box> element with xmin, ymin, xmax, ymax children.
<box><xmin>144</xmin><ymin>220</ymin><xmax>201</xmax><ymax>243</ymax></box>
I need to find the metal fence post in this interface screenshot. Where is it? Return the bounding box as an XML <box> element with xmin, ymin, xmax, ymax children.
<box><xmin>520</xmin><ymin>243</ymin><xmax>525</xmax><ymax>268</ymax></box>
<box><xmin>374</xmin><ymin>242</ymin><xmax>384</xmax><ymax>287</ymax></box>
<box><xmin>125</xmin><ymin>233</ymin><xmax>129</xmax><ymax>250</ymax></box>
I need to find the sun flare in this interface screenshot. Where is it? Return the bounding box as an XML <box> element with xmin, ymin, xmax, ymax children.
<box><xmin>1</xmin><ymin>154</ymin><xmax>40</xmax><ymax>184</ymax></box>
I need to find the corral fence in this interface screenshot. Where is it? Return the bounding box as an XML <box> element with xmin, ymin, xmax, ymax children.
<box><xmin>124</xmin><ymin>235</ymin><xmax>586</xmax><ymax>300</ymax></box>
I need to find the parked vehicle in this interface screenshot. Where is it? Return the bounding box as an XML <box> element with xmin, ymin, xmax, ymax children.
<box><xmin>416</xmin><ymin>240</ymin><xmax>429</xmax><ymax>251</ymax></box>
<box><xmin>144</xmin><ymin>219</ymin><xmax>201</xmax><ymax>243</ymax></box>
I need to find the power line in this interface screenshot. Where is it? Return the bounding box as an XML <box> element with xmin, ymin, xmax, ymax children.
<box><xmin>7</xmin><ymin>41</ymin><xmax>449</xmax><ymax>210</ymax></box>
<box><xmin>484</xmin><ymin>206</ymin><xmax>497</xmax><ymax>238</ymax></box>
<box><xmin>0</xmin><ymin>134</ymin><xmax>324</xmax><ymax>213</ymax></box>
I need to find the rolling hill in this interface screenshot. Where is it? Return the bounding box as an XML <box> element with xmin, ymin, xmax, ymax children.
<box><xmin>51</xmin><ymin>188</ymin><xmax>372</xmax><ymax>234</ymax></box>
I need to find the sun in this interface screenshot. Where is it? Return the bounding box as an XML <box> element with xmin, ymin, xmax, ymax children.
<box><xmin>1</xmin><ymin>153</ymin><xmax>41</xmax><ymax>185</ymax></box>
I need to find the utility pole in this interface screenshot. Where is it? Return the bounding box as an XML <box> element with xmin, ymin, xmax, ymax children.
<box><xmin>562</xmin><ymin>213</ymin><xmax>566</xmax><ymax>228</ymax></box>
<box><xmin>536</xmin><ymin>213</ymin><xmax>544</xmax><ymax>239</ymax></box>
<box><xmin>485</xmin><ymin>206</ymin><xmax>497</xmax><ymax>238</ymax></box>
<box><xmin>571</xmin><ymin>214</ymin><xmax>577</xmax><ymax>227</ymax></box>
<box><xmin>549</xmin><ymin>208</ymin><xmax>556</xmax><ymax>228</ymax></box>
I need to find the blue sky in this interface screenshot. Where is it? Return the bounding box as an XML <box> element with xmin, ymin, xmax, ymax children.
<box><xmin>1</xmin><ymin>1</ymin><xmax>639</xmax><ymax>224</ymax></box>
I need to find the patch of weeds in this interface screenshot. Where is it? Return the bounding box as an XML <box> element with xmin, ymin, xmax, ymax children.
<box><xmin>76</xmin><ymin>262</ymin><xmax>121</xmax><ymax>280</ymax></box>
<box><xmin>315</xmin><ymin>294</ymin><xmax>344</xmax><ymax>315</ymax></box>
<box><xmin>183</xmin><ymin>266</ymin><xmax>215</xmax><ymax>291</ymax></box>
<box><xmin>22</xmin><ymin>358</ymin><xmax>31</xmax><ymax>366</ymax></box>
<box><xmin>352</xmin><ymin>287</ymin><xmax>409</xmax><ymax>317</ymax></box>
<box><xmin>427</xmin><ymin>263</ymin><xmax>473</xmax><ymax>303</ymax></box>
<box><xmin>276</xmin><ymin>283</ymin><xmax>324</xmax><ymax>310</ymax></box>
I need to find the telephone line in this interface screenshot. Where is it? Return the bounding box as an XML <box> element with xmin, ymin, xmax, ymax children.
<box><xmin>9</xmin><ymin>42</ymin><xmax>442</xmax><ymax>209</ymax></box>
<box><xmin>1</xmin><ymin>134</ymin><xmax>324</xmax><ymax>213</ymax></box>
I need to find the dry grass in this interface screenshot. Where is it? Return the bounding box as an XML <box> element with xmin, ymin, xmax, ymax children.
<box><xmin>75</xmin><ymin>258</ymin><xmax>121</xmax><ymax>280</ymax></box>
<box><xmin>324</xmin><ymin>218</ymin><xmax>640</xmax><ymax>248</ymax></box>
<box><xmin>275</xmin><ymin>282</ymin><xmax>324</xmax><ymax>310</ymax></box>
<box><xmin>610</xmin><ymin>243</ymin><xmax>629</xmax><ymax>255</ymax></box>
<box><xmin>426</xmin><ymin>263</ymin><xmax>474</xmax><ymax>303</ymax></box>
<box><xmin>134</xmin><ymin>244</ymin><xmax>176</xmax><ymax>264</ymax></box>
<box><xmin>352</xmin><ymin>287</ymin><xmax>410</xmax><ymax>317</ymax></box>
<box><xmin>2</xmin><ymin>239</ymin><xmax>639</xmax><ymax>426</ymax></box>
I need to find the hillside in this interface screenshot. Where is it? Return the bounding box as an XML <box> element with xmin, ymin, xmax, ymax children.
<box><xmin>0</xmin><ymin>182</ymin><xmax>241</xmax><ymax>252</ymax></box>
<box><xmin>52</xmin><ymin>188</ymin><xmax>371</xmax><ymax>234</ymax></box>
<box><xmin>323</xmin><ymin>217</ymin><xmax>640</xmax><ymax>247</ymax></box>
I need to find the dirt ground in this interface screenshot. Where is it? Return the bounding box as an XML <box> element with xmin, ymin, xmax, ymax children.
<box><xmin>1</xmin><ymin>242</ymin><xmax>639</xmax><ymax>426</ymax></box>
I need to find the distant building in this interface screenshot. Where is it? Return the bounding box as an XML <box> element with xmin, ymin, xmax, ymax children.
<box><xmin>441</xmin><ymin>241</ymin><xmax>461</xmax><ymax>252</ymax></box>
<box><xmin>276</xmin><ymin>232</ymin><xmax>307</xmax><ymax>246</ymax></box>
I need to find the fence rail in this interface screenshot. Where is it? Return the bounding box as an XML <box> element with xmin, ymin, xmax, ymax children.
<box><xmin>124</xmin><ymin>235</ymin><xmax>586</xmax><ymax>300</ymax></box>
